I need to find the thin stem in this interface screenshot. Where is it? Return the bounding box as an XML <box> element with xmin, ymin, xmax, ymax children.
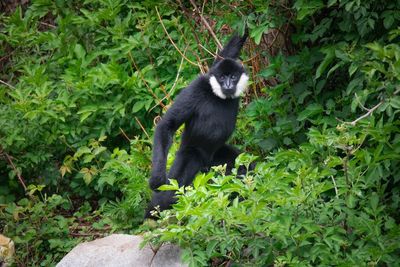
<box><xmin>346</xmin><ymin>87</ymin><xmax>400</xmax><ymax>125</ymax></box>
<box><xmin>0</xmin><ymin>79</ymin><xmax>16</xmax><ymax>89</ymax></box>
<box><xmin>3</xmin><ymin>151</ymin><xmax>27</xmax><ymax>191</ymax></box>
<box><xmin>330</xmin><ymin>176</ymin><xmax>339</xmax><ymax>199</ymax></box>
<box><xmin>155</xmin><ymin>6</ymin><xmax>201</xmax><ymax>68</ymax></box>
<box><xmin>119</xmin><ymin>127</ymin><xmax>131</xmax><ymax>142</ymax></box>
<box><xmin>127</xmin><ymin>51</ymin><xmax>165</xmax><ymax>109</ymax></box>
<box><xmin>188</xmin><ymin>0</ymin><xmax>223</xmax><ymax>50</ymax></box>
<box><xmin>135</xmin><ymin>116</ymin><xmax>150</xmax><ymax>140</ymax></box>
<box><xmin>149</xmin><ymin>49</ymin><xmax>186</xmax><ymax>112</ymax></box>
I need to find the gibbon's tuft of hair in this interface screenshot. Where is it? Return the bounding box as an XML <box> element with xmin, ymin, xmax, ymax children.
<box><xmin>212</xmin><ymin>32</ymin><xmax>248</xmax><ymax>66</ymax></box>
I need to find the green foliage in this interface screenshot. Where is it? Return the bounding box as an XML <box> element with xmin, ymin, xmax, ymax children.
<box><xmin>1</xmin><ymin>187</ymin><xmax>80</xmax><ymax>266</ymax></box>
<box><xmin>0</xmin><ymin>0</ymin><xmax>196</xmax><ymax>194</ymax></box>
<box><xmin>146</xmin><ymin>124</ymin><xmax>400</xmax><ymax>265</ymax></box>
<box><xmin>1</xmin><ymin>0</ymin><xmax>400</xmax><ymax>265</ymax></box>
<box><xmin>144</xmin><ymin>0</ymin><xmax>400</xmax><ymax>266</ymax></box>
<box><xmin>61</xmin><ymin>136</ymin><xmax>152</xmax><ymax>227</ymax></box>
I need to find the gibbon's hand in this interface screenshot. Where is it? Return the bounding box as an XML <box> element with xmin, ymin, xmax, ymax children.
<box><xmin>149</xmin><ymin>172</ymin><xmax>166</xmax><ymax>191</ymax></box>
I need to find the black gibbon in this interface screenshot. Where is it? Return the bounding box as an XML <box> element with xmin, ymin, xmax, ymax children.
<box><xmin>146</xmin><ymin>33</ymin><xmax>248</xmax><ymax>218</ymax></box>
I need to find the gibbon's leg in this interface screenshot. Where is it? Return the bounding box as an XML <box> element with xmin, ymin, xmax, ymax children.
<box><xmin>168</xmin><ymin>147</ymin><xmax>206</xmax><ymax>187</ymax></box>
<box><xmin>145</xmin><ymin>148</ymin><xmax>205</xmax><ymax>218</ymax></box>
<box><xmin>210</xmin><ymin>144</ymin><xmax>256</xmax><ymax>175</ymax></box>
<box><xmin>210</xmin><ymin>144</ymin><xmax>240</xmax><ymax>174</ymax></box>
<box><xmin>145</xmin><ymin>190</ymin><xmax>176</xmax><ymax>219</ymax></box>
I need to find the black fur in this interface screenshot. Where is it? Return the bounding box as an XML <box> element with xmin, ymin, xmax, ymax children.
<box><xmin>213</xmin><ymin>32</ymin><xmax>248</xmax><ymax>66</ymax></box>
<box><xmin>146</xmin><ymin>33</ymin><xmax>247</xmax><ymax>218</ymax></box>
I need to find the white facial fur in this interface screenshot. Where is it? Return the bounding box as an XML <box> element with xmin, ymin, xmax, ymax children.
<box><xmin>235</xmin><ymin>73</ymin><xmax>249</xmax><ymax>98</ymax></box>
<box><xmin>209</xmin><ymin>73</ymin><xmax>249</xmax><ymax>99</ymax></box>
<box><xmin>209</xmin><ymin>75</ymin><xmax>226</xmax><ymax>99</ymax></box>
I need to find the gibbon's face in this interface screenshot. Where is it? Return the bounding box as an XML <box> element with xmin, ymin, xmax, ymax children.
<box><xmin>209</xmin><ymin>59</ymin><xmax>249</xmax><ymax>99</ymax></box>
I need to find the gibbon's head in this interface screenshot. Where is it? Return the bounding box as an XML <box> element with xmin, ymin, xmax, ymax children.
<box><xmin>208</xmin><ymin>58</ymin><xmax>249</xmax><ymax>99</ymax></box>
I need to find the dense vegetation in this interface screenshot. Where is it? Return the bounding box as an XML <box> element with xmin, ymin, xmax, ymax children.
<box><xmin>0</xmin><ymin>0</ymin><xmax>399</xmax><ymax>266</ymax></box>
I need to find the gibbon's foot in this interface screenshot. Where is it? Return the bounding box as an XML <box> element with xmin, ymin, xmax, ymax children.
<box><xmin>145</xmin><ymin>190</ymin><xmax>176</xmax><ymax>219</ymax></box>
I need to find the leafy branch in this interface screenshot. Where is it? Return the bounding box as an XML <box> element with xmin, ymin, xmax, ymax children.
<box><xmin>0</xmin><ymin>147</ymin><xmax>27</xmax><ymax>191</ymax></box>
<box><xmin>346</xmin><ymin>87</ymin><xmax>400</xmax><ymax>126</ymax></box>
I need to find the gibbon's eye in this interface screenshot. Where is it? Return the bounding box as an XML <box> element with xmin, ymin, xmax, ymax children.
<box><xmin>220</xmin><ymin>75</ymin><xmax>225</xmax><ymax>81</ymax></box>
<box><xmin>231</xmin><ymin>74</ymin><xmax>237</xmax><ymax>80</ymax></box>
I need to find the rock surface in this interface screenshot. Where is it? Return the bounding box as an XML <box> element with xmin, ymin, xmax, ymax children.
<box><xmin>0</xmin><ymin>234</ymin><xmax>14</xmax><ymax>267</ymax></box>
<box><xmin>57</xmin><ymin>234</ymin><xmax>187</xmax><ymax>267</ymax></box>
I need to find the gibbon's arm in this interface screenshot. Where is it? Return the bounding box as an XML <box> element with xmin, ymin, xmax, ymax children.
<box><xmin>149</xmin><ymin>89</ymin><xmax>194</xmax><ymax>190</ymax></box>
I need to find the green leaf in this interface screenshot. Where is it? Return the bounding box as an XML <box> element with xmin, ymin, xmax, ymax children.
<box><xmin>206</xmin><ymin>240</ymin><xmax>218</xmax><ymax>256</ymax></box>
<box><xmin>370</xmin><ymin>192</ymin><xmax>379</xmax><ymax>213</ymax></box>
<box><xmin>74</xmin><ymin>146</ymin><xmax>91</xmax><ymax>158</ymax></box>
<box><xmin>294</xmin><ymin>0</ymin><xmax>324</xmax><ymax>20</ymax></box>
<box><xmin>193</xmin><ymin>173</ymin><xmax>213</xmax><ymax>189</ymax></box>
<box><xmin>93</xmin><ymin>146</ymin><xmax>107</xmax><ymax>155</ymax></box>
<box><xmin>132</xmin><ymin>101</ymin><xmax>145</xmax><ymax>113</ymax></box>
<box><xmin>383</xmin><ymin>15</ymin><xmax>395</xmax><ymax>29</ymax></box>
<box><xmin>346</xmin><ymin>194</ymin><xmax>356</xmax><ymax>208</ymax></box>
<box><xmin>315</xmin><ymin>47</ymin><xmax>335</xmax><ymax>79</ymax></box>
<box><xmin>389</xmin><ymin>96</ymin><xmax>400</xmax><ymax>109</ymax></box>
<box><xmin>348</xmin><ymin>63</ymin><xmax>358</xmax><ymax>77</ymax></box>
<box><xmin>297</xmin><ymin>104</ymin><xmax>324</xmax><ymax>121</ymax></box>
<box><xmin>98</xmin><ymin>174</ymin><xmax>116</xmax><ymax>186</ymax></box>
<box><xmin>158</xmin><ymin>179</ymin><xmax>179</xmax><ymax>191</ymax></box>
<box><xmin>327</xmin><ymin>0</ymin><xmax>337</xmax><ymax>7</ymax></box>
<box><xmin>74</xmin><ymin>43</ymin><xmax>86</xmax><ymax>59</ymax></box>
<box><xmin>259</xmin><ymin>67</ymin><xmax>276</xmax><ymax>79</ymax></box>
<box><xmin>250</xmin><ymin>24</ymin><xmax>269</xmax><ymax>45</ymax></box>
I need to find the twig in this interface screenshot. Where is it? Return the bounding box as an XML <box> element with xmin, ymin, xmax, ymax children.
<box><xmin>175</xmin><ymin>27</ymin><xmax>206</xmax><ymax>74</ymax></box>
<box><xmin>198</xmin><ymin>43</ymin><xmax>217</xmax><ymax>57</ymax></box>
<box><xmin>149</xmin><ymin>49</ymin><xmax>186</xmax><ymax>112</ymax></box>
<box><xmin>347</xmin><ymin>101</ymin><xmax>383</xmax><ymax>126</ymax></box>
<box><xmin>169</xmin><ymin>53</ymin><xmax>185</xmax><ymax>94</ymax></box>
<box><xmin>220</xmin><ymin>0</ymin><xmax>244</xmax><ymax>17</ymax></box>
<box><xmin>39</xmin><ymin>21</ymin><xmax>56</xmax><ymax>29</ymax></box>
<box><xmin>3</xmin><ymin>151</ymin><xmax>27</xmax><ymax>191</ymax></box>
<box><xmin>188</xmin><ymin>0</ymin><xmax>223</xmax><ymax>50</ymax></box>
<box><xmin>354</xmin><ymin>93</ymin><xmax>369</xmax><ymax>111</ymax></box>
<box><xmin>176</xmin><ymin>0</ymin><xmax>209</xmax><ymax>69</ymax></box>
<box><xmin>155</xmin><ymin>6</ymin><xmax>201</xmax><ymax>68</ymax></box>
<box><xmin>135</xmin><ymin>116</ymin><xmax>150</xmax><ymax>139</ymax></box>
<box><xmin>345</xmin><ymin>87</ymin><xmax>400</xmax><ymax>126</ymax></box>
<box><xmin>243</xmin><ymin>53</ymin><xmax>259</xmax><ymax>63</ymax></box>
<box><xmin>0</xmin><ymin>79</ymin><xmax>16</xmax><ymax>89</ymax></box>
<box><xmin>127</xmin><ymin>51</ymin><xmax>165</xmax><ymax>109</ymax></box>
<box><xmin>119</xmin><ymin>127</ymin><xmax>131</xmax><ymax>142</ymax></box>
<box><xmin>267</xmin><ymin>30</ymin><xmax>279</xmax><ymax>49</ymax></box>
<box><xmin>330</xmin><ymin>176</ymin><xmax>339</xmax><ymax>199</ymax></box>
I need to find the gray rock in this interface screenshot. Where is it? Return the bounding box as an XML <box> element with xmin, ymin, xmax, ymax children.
<box><xmin>151</xmin><ymin>243</ymin><xmax>185</xmax><ymax>267</ymax></box>
<box><xmin>57</xmin><ymin>234</ymin><xmax>187</xmax><ymax>267</ymax></box>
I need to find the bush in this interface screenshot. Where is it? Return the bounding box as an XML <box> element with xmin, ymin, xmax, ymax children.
<box><xmin>146</xmin><ymin>126</ymin><xmax>400</xmax><ymax>266</ymax></box>
<box><xmin>1</xmin><ymin>188</ymin><xmax>80</xmax><ymax>266</ymax></box>
<box><xmin>145</xmin><ymin>0</ymin><xmax>400</xmax><ymax>266</ymax></box>
<box><xmin>1</xmin><ymin>0</ymin><xmax>400</xmax><ymax>265</ymax></box>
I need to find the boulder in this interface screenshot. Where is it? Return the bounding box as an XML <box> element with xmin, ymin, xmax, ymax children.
<box><xmin>57</xmin><ymin>234</ymin><xmax>187</xmax><ymax>267</ymax></box>
<box><xmin>0</xmin><ymin>234</ymin><xmax>14</xmax><ymax>267</ymax></box>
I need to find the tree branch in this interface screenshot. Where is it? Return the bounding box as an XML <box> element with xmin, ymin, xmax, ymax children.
<box><xmin>187</xmin><ymin>0</ymin><xmax>223</xmax><ymax>50</ymax></box>
<box><xmin>346</xmin><ymin>87</ymin><xmax>400</xmax><ymax>126</ymax></box>
<box><xmin>155</xmin><ymin>6</ymin><xmax>201</xmax><ymax>69</ymax></box>
<box><xmin>2</xmin><ymin>150</ymin><xmax>27</xmax><ymax>191</ymax></box>
<box><xmin>0</xmin><ymin>79</ymin><xmax>16</xmax><ymax>89</ymax></box>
